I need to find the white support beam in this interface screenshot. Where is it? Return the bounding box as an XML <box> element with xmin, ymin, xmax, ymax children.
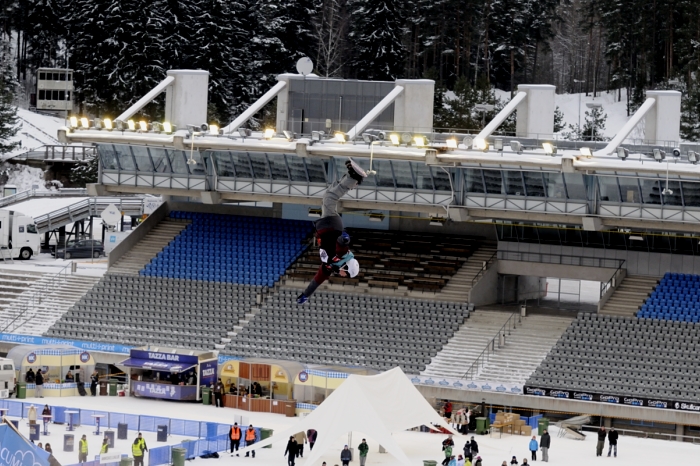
<box><xmin>474</xmin><ymin>91</ymin><xmax>527</xmax><ymax>143</ymax></box>
<box><xmin>597</xmin><ymin>97</ymin><xmax>656</xmax><ymax>155</ymax></box>
<box><xmin>116</xmin><ymin>76</ymin><xmax>175</xmax><ymax>122</ymax></box>
<box><xmin>222</xmin><ymin>80</ymin><xmax>288</xmax><ymax>134</ymax></box>
<box><xmin>346</xmin><ymin>86</ymin><xmax>404</xmax><ymax>140</ymax></box>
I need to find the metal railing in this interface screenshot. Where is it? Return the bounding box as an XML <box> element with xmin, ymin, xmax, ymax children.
<box><xmin>6</xmin><ymin>145</ymin><xmax>95</xmax><ymax>163</ymax></box>
<box><xmin>34</xmin><ymin>196</ymin><xmax>147</xmax><ymax>233</ymax></box>
<box><xmin>0</xmin><ymin>188</ymin><xmax>88</xmax><ymax>209</ymax></box>
<box><xmin>599</xmin><ymin>259</ymin><xmax>627</xmax><ymax>299</ymax></box>
<box><xmin>471</xmin><ymin>251</ymin><xmax>498</xmax><ymax>288</ymax></box>
<box><xmin>461</xmin><ymin>312</ymin><xmax>522</xmax><ymax>380</ymax></box>
<box><xmin>497</xmin><ymin>250</ymin><xmax>626</xmax><ymax>269</ymax></box>
<box><xmin>0</xmin><ymin>262</ymin><xmax>72</xmax><ymax>333</ymax></box>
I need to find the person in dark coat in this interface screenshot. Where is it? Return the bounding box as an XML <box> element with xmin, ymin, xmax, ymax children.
<box><xmin>469</xmin><ymin>437</ymin><xmax>479</xmax><ymax>456</ymax></box>
<box><xmin>35</xmin><ymin>370</ymin><xmax>44</xmax><ymax>398</ymax></box>
<box><xmin>596</xmin><ymin>427</ymin><xmax>607</xmax><ymax>457</ymax></box>
<box><xmin>340</xmin><ymin>445</ymin><xmax>352</xmax><ymax>466</ymax></box>
<box><xmin>540</xmin><ymin>429</ymin><xmax>551</xmax><ymax>462</ymax></box>
<box><xmin>442</xmin><ymin>435</ymin><xmax>454</xmax><ymax>451</ymax></box>
<box><xmin>90</xmin><ymin>371</ymin><xmax>99</xmax><ymax>396</ymax></box>
<box><xmin>463</xmin><ymin>439</ymin><xmax>472</xmax><ymax>462</ymax></box>
<box><xmin>607</xmin><ymin>427</ymin><xmax>618</xmax><ymax>457</ymax></box>
<box><xmin>284</xmin><ymin>436</ymin><xmax>298</xmax><ymax>466</ymax></box>
<box><xmin>25</xmin><ymin>369</ymin><xmax>35</xmax><ymax>383</ymax></box>
<box><xmin>213</xmin><ymin>379</ymin><xmax>225</xmax><ymax>407</ymax></box>
<box><xmin>307</xmin><ymin>429</ymin><xmax>317</xmax><ymax>450</ymax></box>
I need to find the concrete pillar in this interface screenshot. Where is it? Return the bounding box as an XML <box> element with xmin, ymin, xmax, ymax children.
<box><xmin>515</xmin><ymin>85</ymin><xmax>556</xmax><ymax>139</ymax></box>
<box><xmin>164</xmin><ymin>70</ymin><xmax>209</xmax><ymax>129</ymax></box>
<box><xmin>644</xmin><ymin>90</ymin><xmax>681</xmax><ymax>146</ymax></box>
<box><xmin>675</xmin><ymin>424</ymin><xmax>684</xmax><ymax>442</ymax></box>
<box><xmin>275</xmin><ymin>74</ymin><xmax>293</xmax><ymax>132</ymax></box>
<box><xmin>393</xmin><ymin>79</ymin><xmax>434</xmax><ymax>134</ymax></box>
<box><xmin>603</xmin><ymin>417</ymin><xmax>612</xmax><ymax>428</ymax></box>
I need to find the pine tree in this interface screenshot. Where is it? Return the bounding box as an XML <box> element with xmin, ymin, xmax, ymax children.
<box><xmin>0</xmin><ymin>38</ymin><xmax>20</xmax><ymax>155</ymax></box>
<box><xmin>347</xmin><ymin>0</ymin><xmax>407</xmax><ymax>80</ymax></box>
<box><xmin>258</xmin><ymin>0</ymin><xmax>318</xmax><ymax>74</ymax></box>
<box><xmin>312</xmin><ymin>0</ymin><xmax>349</xmax><ymax>77</ymax></box>
<box><xmin>69</xmin><ymin>154</ymin><xmax>98</xmax><ymax>185</ymax></box>
<box><xmin>582</xmin><ymin>107</ymin><xmax>607</xmax><ymax>141</ymax></box>
<box><xmin>681</xmin><ymin>86</ymin><xmax>700</xmax><ymax>141</ymax></box>
<box><xmin>553</xmin><ymin>106</ymin><xmax>565</xmax><ymax>133</ymax></box>
<box><xmin>24</xmin><ymin>0</ymin><xmax>68</xmax><ymax>69</ymax></box>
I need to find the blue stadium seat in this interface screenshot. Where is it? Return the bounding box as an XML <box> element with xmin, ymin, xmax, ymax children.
<box><xmin>639</xmin><ymin>272</ymin><xmax>700</xmax><ymax>323</ymax></box>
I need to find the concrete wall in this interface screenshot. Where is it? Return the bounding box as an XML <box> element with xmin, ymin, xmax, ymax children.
<box><xmin>107</xmin><ymin>202</ymin><xmax>168</xmax><ymax>267</ymax></box>
<box><xmin>499</xmin><ymin>241</ymin><xmax>700</xmax><ymax>277</ymax></box>
<box><xmin>497</xmin><ymin>260</ymin><xmax>620</xmax><ymax>282</ymax></box>
<box><xmin>597</xmin><ymin>267</ymin><xmax>628</xmax><ymax>311</ymax></box>
<box><xmin>468</xmin><ymin>263</ymin><xmax>499</xmax><ymax>306</ymax></box>
<box><xmin>518</xmin><ymin>276</ymin><xmax>546</xmax><ymax>301</ymax></box>
<box><xmin>393</xmin><ymin>79</ymin><xmax>434</xmax><ymax>133</ymax></box>
<box><xmin>164</xmin><ymin>70</ymin><xmax>209</xmax><ymax>129</ymax></box>
<box><xmin>389</xmin><ymin>215</ymin><xmax>497</xmax><ymax>239</ymax></box>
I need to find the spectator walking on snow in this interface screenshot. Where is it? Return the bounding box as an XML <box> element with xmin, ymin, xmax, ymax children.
<box><xmin>294</xmin><ymin>431</ymin><xmax>307</xmax><ymax>458</ymax></box>
<box><xmin>307</xmin><ymin>429</ymin><xmax>317</xmax><ymax>451</ymax></box>
<box><xmin>284</xmin><ymin>436</ymin><xmax>298</xmax><ymax>466</ymax></box>
<box><xmin>607</xmin><ymin>427</ymin><xmax>618</xmax><ymax>457</ymax></box>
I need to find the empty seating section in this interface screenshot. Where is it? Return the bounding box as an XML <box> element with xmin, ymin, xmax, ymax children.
<box><xmin>224</xmin><ymin>288</ymin><xmax>469</xmax><ymax>373</ymax></box>
<box><xmin>638</xmin><ymin>272</ymin><xmax>700</xmax><ymax>322</ymax></box>
<box><xmin>526</xmin><ymin>313</ymin><xmax>700</xmax><ymax>402</ymax></box>
<box><xmin>287</xmin><ymin>228</ymin><xmax>479</xmax><ymax>291</ymax></box>
<box><xmin>141</xmin><ymin>212</ymin><xmax>312</xmax><ymax>287</ymax></box>
<box><xmin>45</xmin><ymin>274</ymin><xmax>261</xmax><ymax>349</ymax></box>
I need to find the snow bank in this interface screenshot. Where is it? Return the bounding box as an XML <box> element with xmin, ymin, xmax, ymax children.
<box><xmin>0</xmin><ymin>163</ymin><xmax>53</xmax><ymax>191</ymax></box>
<box><xmin>3</xmin><ymin>108</ymin><xmax>66</xmax><ymax>160</ymax></box>
<box><xmin>7</xmin><ymin>196</ymin><xmax>87</xmax><ymax>217</ymax></box>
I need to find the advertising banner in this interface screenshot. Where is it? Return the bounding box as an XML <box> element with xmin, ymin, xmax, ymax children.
<box><xmin>409</xmin><ymin>375</ymin><xmax>523</xmax><ymax>395</ymax></box>
<box><xmin>0</xmin><ymin>423</ymin><xmax>50</xmax><ymax>466</ymax></box>
<box><xmin>199</xmin><ymin>360</ymin><xmax>218</xmax><ymax>387</ymax></box>
<box><xmin>129</xmin><ymin>350</ymin><xmax>199</xmax><ymax>365</ymax></box>
<box><xmin>132</xmin><ymin>381</ymin><xmax>197</xmax><ymax>401</ymax></box>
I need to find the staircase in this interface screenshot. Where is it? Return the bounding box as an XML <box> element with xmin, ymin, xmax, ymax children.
<box><xmin>0</xmin><ymin>271</ymin><xmax>43</xmax><ymax>309</ymax></box>
<box><xmin>421</xmin><ymin>311</ymin><xmax>572</xmax><ymax>385</ymax></box>
<box><xmin>438</xmin><ymin>245</ymin><xmax>498</xmax><ymax>302</ymax></box>
<box><xmin>599</xmin><ymin>275</ymin><xmax>660</xmax><ymax>317</ymax></box>
<box><xmin>109</xmin><ymin>218</ymin><xmax>190</xmax><ymax>275</ymax></box>
<box><xmin>1</xmin><ymin>273</ymin><xmax>101</xmax><ymax>335</ymax></box>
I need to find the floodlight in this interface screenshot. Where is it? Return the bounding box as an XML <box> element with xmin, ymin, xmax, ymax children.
<box><xmin>542</xmin><ymin>142</ymin><xmax>556</xmax><ymax>155</ymax></box>
<box><xmin>103</xmin><ymin>118</ymin><xmax>113</xmax><ymax>131</ymax></box>
<box><xmin>377</xmin><ymin>131</ymin><xmax>387</xmax><ymax>141</ymax></box>
<box><xmin>463</xmin><ymin>136</ymin><xmax>474</xmax><ymax>148</ymax></box>
<box><xmin>494</xmin><ymin>138</ymin><xmax>504</xmax><ymax>151</ymax></box>
<box><xmin>413</xmin><ymin>135</ymin><xmax>426</xmax><ymax>147</ymax></box>
<box><xmin>689</xmin><ymin>151</ymin><xmax>699</xmax><ymax>165</ymax></box>
<box><xmin>162</xmin><ymin>122</ymin><xmax>173</xmax><ymax>134</ymax></box>
<box><xmin>80</xmin><ymin>117</ymin><xmax>90</xmax><ymax>129</ymax></box>
<box><xmin>362</xmin><ymin>133</ymin><xmax>378</xmax><ymax>144</ymax></box>
<box><xmin>93</xmin><ymin>119</ymin><xmax>102</xmax><ymax>130</ymax></box>
<box><xmin>237</xmin><ymin>127</ymin><xmax>251</xmax><ymax>138</ymax></box>
<box><xmin>283</xmin><ymin>130</ymin><xmax>294</xmax><ymax>141</ymax></box>
<box><xmin>69</xmin><ymin>116</ymin><xmax>78</xmax><ymax>129</ymax></box>
<box><xmin>114</xmin><ymin>120</ymin><xmax>126</xmax><ymax>131</ymax></box>
<box><xmin>672</xmin><ymin>148</ymin><xmax>681</xmax><ymax>157</ymax></box>
<box><xmin>389</xmin><ymin>133</ymin><xmax>400</xmax><ymax>145</ymax></box>
<box><xmin>138</xmin><ymin>121</ymin><xmax>148</xmax><ymax>132</ymax></box>
<box><xmin>200</xmin><ymin>123</ymin><xmax>209</xmax><ymax>132</ymax></box>
<box><xmin>510</xmin><ymin>140</ymin><xmax>522</xmax><ymax>154</ymax></box>
<box><xmin>616</xmin><ymin>147</ymin><xmax>629</xmax><ymax>160</ymax></box>
<box><xmin>311</xmin><ymin>131</ymin><xmax>324</xmax><ymax>142</ymax></box>
<box><xmin>446</xmin><ymin>138</ymin><xmax>458</xmax><ymax>149</ymax></box>
<box><xmin>127</xmin><ymin>120</ymin><xmax>136</xmax><ymax>131</ymax></box>
<box><xmin>263</xmin><ymin>128</ymin><xmax>275</xmax><ymax>139</ymax></box>
<box><xmin>335</xmin><ymin>132</ymin><xmax>346</xmax><ymax>143</ymax></box>
<box><xmin>400</xmin><ymin>132</ymin><xmax>413</xmax><ymax>144</ymax></box>
<box><xmin>473</xmin><ymin>138</ymin><xmax>488</xmax><ymax>151</ymax></box>
<box><xmin>209</xmin><ymin>124</ymin><xmax>220</xmax><ymax>136</ymax></box>
<box><xmin>653</xmin><ymin>148</ymin><xmax>666</xmax><ymax>161</ymax></box>
<box><xmin>151</xmin><ymin>122</ymin><xmax>163</xmax><ymax>133</ymax></box>
<box><xmin>579</xmin><ymin>147</ymin><xmax>592</xmax><ymax>157</ymax></box>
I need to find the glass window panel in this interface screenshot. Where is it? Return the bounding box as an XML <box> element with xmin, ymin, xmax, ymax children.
<box><xmin>168</xmin><ymin>150</ymin><xmax>189</xmax><ymax>174</ymax></box>
<box><xmin>285</xmin><ymin>155</ymin><xmax>308</xmax><ymax>182</ymax></box>
<box><xmin>212</xmin><ymin>151</ymin><xmax>235</xmax><ymax>177</ymax></box>
<box><xmin>597</xmin><ymin>176</ymin><xmax>621</xmax><ymax>202</ymax></box>
<box><xmin>188</xmin><ymin>151</ymin><xmax>206</xmax><ymax>175</ymax></box>
<box><xmin>391</xmin><ymin>161</ymin><xmax>414</xmax><ymax>189</ymax></box>
<box><xmin>39</xmin><ymin>72</ymin><xmax>45</xmax><ymax>80</ymax></box>
<box><xmin>618</xmin><ymin>177</ymin><xmax>640</xmax><ymax>203</ymax></box>
<box><xmin>482</xmin><ymin>170</ymin><xmax>504</xmax><ymax>194</ymax></box>
<box><xmin>523</xmin><ymin>172</ymin><xmax>545</xmax><ymax>197</ymax></box>
<box><xmin>131</xmin><ymin>146</ymin><xmax>153</xmax><ymax>171</ymax></box>
<box><xmin>97</xmin><ymin>144</ymin><xmax>119</xmax><ymax>170</ymax></box>
<box><xmin>149</xmin><ymin>148</ymin><xmax>171</xmax><ymax>173</ymax></box>
<box><xmin>58</xmin><ymin>90</ymin><xmax>65</xmax><ymax>101</ymax></box>
<box><xmin>249</xmin><ymin>152</ymin><xmax>270</xmax><ymax>179</ymax></box>
<box><xmin>373</xmin><ymin>160</ymin><xmax>395</xmax><ymax>188</ymax></box>
<box><xmin>682</xmin><ymin>182</ymin><xmax>700</xmax><ymax>207</ymax></box>
<box><xmin>112</xmin><ymin>144</ymin><xmax>135</xmax><ymax>170</ymax></box>
<box><xmin>266</xmin><ymin>153</ymin><xmax>289</xmax><ymax>180</ymax></box>
<box><xmin>465</xmin><ymin>169</ymin><xmax>485</xmax><ymax>193</ymax></box>
<box><xmin>231</xmin><ymin>152</ymin><xmax>253</xmax><ymax>178</ymax></box>
<box><xmin>52</xmin><ymin>90</ymin><xmax>59</xmax><ymax>100</ymax></box>
<box><xmin>640</xmin><ymin>179</ymin><xmax>661</xmax><ymax>204</ymax></box>
<box><xmin>430</xmin><ymin>167</ymin><xmax>452</xmax><ymax>191</ymax></box>
<box><xmin>305</xmin><ymin>159</ymin><xmax>326</xmax><ymax>183</ymax></box>
<box><xmin>338</xmin><ymin>158</ymin><xmax>376</xmax><ymax>186</ymax></box>
<box><xmin>38</xmin><ymin>90</ymin><xmax>45</xmax><ymax>100</ymax></box>
<box><xmin>661</xmin><ymin>181</ymin><xmax>683</xmax><ymax>206</ymax></box>
<box><xmin>544</xmin><ymin>173</ymin><xmax>566</xmax><ymax>198</ymax></box>
<box><xmin>503</xmin><ymin>171</ymin><xmax>524</xmax><ymax>195</ymax></box>
<box><xmin>412</xmin><ymin>163</ymin><xmax>434</xmax><ymax>190</ymax></box>
<box><xmin>563</xmin><ymin>173</ymin><xmax>586</xmax><ymax>199</ymax></box>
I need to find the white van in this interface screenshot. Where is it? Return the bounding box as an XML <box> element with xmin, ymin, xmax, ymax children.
<box><xmin>0</xmin><ymin>359</ymin><xmax>15</xmax><ymax>397</ymax></box>
<box><xmin>0</xmin><ymin>209</ymin><xmax>40</xmax><ymax>260</ymax></box>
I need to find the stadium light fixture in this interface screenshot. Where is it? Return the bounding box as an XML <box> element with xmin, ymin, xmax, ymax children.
<box><xmin>80</xmin><ymin>117</ymin><xmax>90</xmax><ymax>129</ymax></box>
<box><xmin>93</xmin><ymin>119</ymin><xmax>103</xmax><ymax>130</ymax></box>
<box><xmin>69</xmin><ymin>116</ymin><xmax>78</xmax><ymax>129</ymax></box>
<box><xmin>400</xmin><ymin>132</ymin><xmax>413</xmax><ymax>144</ymax></box>
<box><xmin>138</xmin><ymin>121</ymin><xmax>148</xmax><ymax>132</ymax></box>
<box><xmin>236</xmin><ymin>127</ymin><xmax>251</xmax><ymax>138</ymax></box>
<box><xmin>283</xmin><ymin>130</ymin><xmax>294</xmax><ymax>141</ymax></box>
<box><xmin>209</xmin><ymin>124</ymin><xmax>220</xmax><ymax>136</ymax></box>
<box><xmin>127</xmin><ymin>120</ymin><xmax>136</xmax><ymax>131</ymax></box>
<box><xmin>616</xmin><ymin>147</ymin><xmax>629</xmax><ymax>160</ymax></box>
<box><xmin>653</xmin><ymin>148</ymin><xmax>666</xmax><ymax>161</ymax></box>
<box><xmin>542</xmin><ymin>142</ymin><xmax>556</xmax><ymax>155</ymax></box>
<box><xmin>389</xmin><ymin>133</ymin><xmax>400</xmax><ymax>146</ymax></box>
<box><xmin>510</xmin><ymin>140</ymin><xmax>522</xmax><ymax>154</ymax></box>
<box><xmin>689</xmin><ymin>151</ymin><xmax>699</xmax><ymax>165</ymax></box>
<box><xmin>413</xmin><ymin>135</ymin><xmax>426</xmax><ymax>147</ymax></box>
<box><xmin>494</xmin><ymin>138</ymin><xmax>504</xmax><ymax>152</ymax></box>
<box><xmin>311</xmin><ymin>131</ymin><xmax>324</xmax><ymax>142</ymax></box>
<box><xmin>263</xmin><ymin>128</ymin><xmax>275</xmax><ymax>139</ymax></box>
<box><xmin>162</xmin><ymin>122</ymin><xmax>173</xmax><ymax>134</ymax></box>
<box><xmin>151</xmin><ymin>122</ymin><xmax>163</xmax><ymax>133</ymax></box>
<box><xmin>463</xmin><ymin>136</ymin><xmax>474</xmax><ymax>148</ymax></box>
<box><xmin>579</xmin><ymin>147</ymin><xmax>592</xmax><ymax>157</ymax></box>
<box><xmin>473</xmin><ymin>138</ymin><xmax>488</xmax><ymax>151</ymax></box>
<box><xmin>103</xmin><ymin>118</ymin><xmax>113</xmax><ymax>131</ymax></box>
<box><xmin>362</xmin><ymin>133</ymin><xmax>378</xmax><ymax>144</ymax></box>
<box><xmin>446</xmin><ymin>138</ymin><xmax>458</xmax><ymax>149</ymax></box>
<box><xmin>335</xmin><ymin>132</ymin><xmax>346</xmax><ymax>143</ymax></box>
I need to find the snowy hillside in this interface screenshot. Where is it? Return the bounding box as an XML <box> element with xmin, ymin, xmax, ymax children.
<box><xmin>3</xmin><ymin>108</ymin><xmax>66</xmax><ymax>161</ymax></box>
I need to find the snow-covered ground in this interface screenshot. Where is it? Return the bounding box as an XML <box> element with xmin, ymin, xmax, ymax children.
<box><xmin>8</xmin><ymin>197</ymin><xmax>88</xmax><ymax>218</ymax></box>
<box><xmin>0</xmin><ymin>252</ymin><xmax>108</xmax><ymax>277</ymax></box>
<box><xmin>0</xmin><ymin>164</ymin><xmax>57</xmax><ymax>192</ymax></box>
<box><xmin>4</xmin><ymin>108</ymin><xmax>66</xmax><ymax>161</ymax></box>
<box><xmin>10</xmin><ymin>394</ymin><xmax>698</xmax><ymax>466</ymax></box>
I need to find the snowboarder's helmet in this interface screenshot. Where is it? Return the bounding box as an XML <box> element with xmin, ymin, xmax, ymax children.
<box><xmin>338</xmin><ymin>231</ymin><xmax>351</xmax><ymax>246</ymax></box>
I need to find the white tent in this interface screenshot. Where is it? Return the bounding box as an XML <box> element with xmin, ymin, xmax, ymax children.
<box><xmin>237</xmin><ymin>367</ymin><xmax>457</xmax><ymax>465</ymax></box>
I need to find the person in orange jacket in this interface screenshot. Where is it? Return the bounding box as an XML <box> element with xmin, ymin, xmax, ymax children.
<box><xmin>229</xmin><ymin>422</ymin><xmax>242</xmax><ymax>457</ymax></box>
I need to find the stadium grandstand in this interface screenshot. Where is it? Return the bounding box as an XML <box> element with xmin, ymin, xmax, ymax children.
<box><xmin>3</xmin><ymin>69</ymin><xmax>700</xmax><ymax>440</ymax></box>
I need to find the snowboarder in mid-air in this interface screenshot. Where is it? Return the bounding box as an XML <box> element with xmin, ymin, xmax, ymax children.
<box><xmin>297</xmin><ymin>159</ymin><xmax>366</xmax><ymax>304</ymax></box>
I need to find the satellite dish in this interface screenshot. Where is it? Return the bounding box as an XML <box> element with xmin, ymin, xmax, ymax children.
<box><xmin>296</xmin><ymin>57</ymin><xmax>314</xmax><ymax>76</ymax></box>
<box><xmin>101</xmin><ymin>203</ymin><xmax>122</xmax><ymax>227</ymax></box>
